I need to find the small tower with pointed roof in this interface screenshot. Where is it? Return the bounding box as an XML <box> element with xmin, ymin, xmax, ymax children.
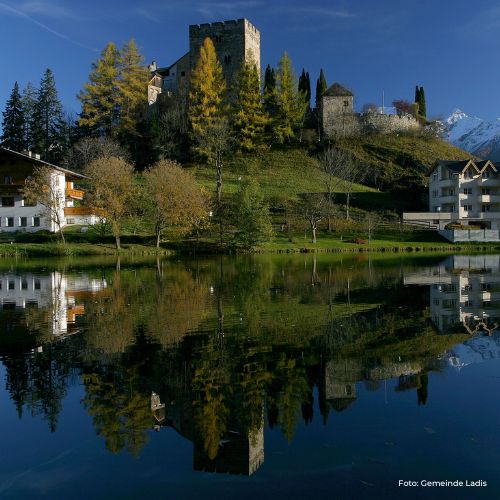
<box><xmin>321</xmin><ymin>82</ymin><xmax>355</xmax><ymax>137</ymax></box>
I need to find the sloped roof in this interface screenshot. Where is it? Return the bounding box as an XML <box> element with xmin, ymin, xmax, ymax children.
<box><xmin>0</xmin><ymin>147</ymin><xmax>85</xmax><ymax>179</ymax></box>
<box><xmin>323</xmin><ymin>82</ymin><xmax>354</xmax><ymax>97</ymax></box>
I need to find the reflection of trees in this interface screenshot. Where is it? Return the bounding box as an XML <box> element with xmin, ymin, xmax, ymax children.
<box><xmin>3</xmin><ymin>341</ymin><xmax>78</xmax><ymax>432</ymax></box>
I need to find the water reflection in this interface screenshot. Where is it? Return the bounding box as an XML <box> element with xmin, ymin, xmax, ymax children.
<box><xmin>0</xmin><ymin>255</ymin><xmax>499</xmax><ymax>478</ymax></box>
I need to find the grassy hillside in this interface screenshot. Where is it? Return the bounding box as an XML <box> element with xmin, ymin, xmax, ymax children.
<box><xmin>189</xmin><ymin>133</ymin><xmax>472</xmax><ymax>213</ymax></box>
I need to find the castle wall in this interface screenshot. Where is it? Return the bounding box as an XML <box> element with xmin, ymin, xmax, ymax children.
<box><xmin>322</xmin><ymin>106</ymin><xmax>420</xmax><ymax>138</ymax></box>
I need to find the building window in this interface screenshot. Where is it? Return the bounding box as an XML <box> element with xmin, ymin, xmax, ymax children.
<box><xmin>344</xmin><ymin>100</ymin><xmax>349</xmax><ymax>107</ymax></box>
<box><xmin>482</xmin><ymin>283</ymin><xmax>492</xmax><ymax>291</ymax></box>
<box><xmin>66</xmin><ymin>218</ymin><xmax>75</xmax><ymax>225</ymax></box>
<box><xmin>448</xmin><ymin>189</ymin><xmax>455</xmax><ymax>196</ymax></box>
<box><xmin>463</xmin><ymin>187</ymin><xmax>472</xmax><ymax>194</ymax></box>
<box><xmin>464</xmin><ymin>205</ymin><xmax>473</xmax><ymax>211</ymax></box>
<box><xmin>224</xmin><ymin>54</ymin><xmax>231</xmax><ymax>64</ymax></box>
<box><xmin>482</xmin><ymin>188</ymin><xmax>491</xmax><ymax>195</ymax></box>
<box><xmin>482</xmin><ymin>205</ymin><xmax>491</xmax><ymax>212</ymax></box>
<box><xmin>432</xmin><ymin>190</ymin><xmax>438</xmax><ymax>198</ymax></box>
<box><xmin>34</xmin><ymin>279</ymin><xmax>41</xmax><ymax>290</ymax></box>
<box><xmin>1</xmin><ymin>197</ymin><xmax>15</xmax><ymax>207</ymax></box>
<box><xmin>464</xmin><ymin>169</ymin><xmax>474</xmax><ymax>179</ymax></box>
<box><xmin>8</xmin><ymin>280</ymin><xmax>15</xmax><ymax>290</ymax></box>
<box><xmin>482</xmin><ymin>170</ymin><xmax>491</xmax><ymax>179</ymax></box>
<box><xmin>32</xmin><ymin>217</ymin><xmax>40</xmax><ymax>227</ymax></box>
<box><xmin>464</xmin><ymin>300</ymin><xmax>473</xmax><ymax>307</ymax></box>
<box><xmin>21</xmin><ymin>279</ymin><xmax>28</xmax><ymax>290</ymax></box>
<box><xmin>181</xmin><ymin>71</ymin><xmax>185</xmax><ymax>77</ymax></box>
<box><xmin>19</xmin><ymin>217</ymin><xmax>27</xmax><ymax>227</ymax></box>
<box><xmin>4</xmin><ymin>175</ymin><xmax>13</xmax><ymax>185</ymax></box>
<box><xmin>215</xmin><ymin>34</ymin><xmax>222</xmax><ymax>43</ymax></box>
<box><xmin>6</xmin><ymin>217</ymin><xmax>14</xmax><ymax>227</ymax></box>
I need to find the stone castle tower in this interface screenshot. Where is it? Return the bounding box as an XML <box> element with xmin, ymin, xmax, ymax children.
<box><xmin>189</xmin><ymin>19</ymin><xmax>260</xmax><ymax>87</ymax></box>
<box><xmin>148</xmin><ymin>18</ymin><xmax>261</xmax><ymax>106</ymax></box>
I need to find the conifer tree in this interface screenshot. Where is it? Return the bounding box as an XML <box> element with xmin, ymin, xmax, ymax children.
<box><xmin>117</xmin><ymin>39</ymin><xmax>149</xmax><ymax>139</ymax></box>
<box><xmin>32</xmin><ymin>69</ymin><xmax>65</xmax><ymax>162</ymax></box>
<box><xmin>263</xmin><ymin>64</ymin><xmax>278</xmax><ymax>115</ymax></box>
<box><xmin>188</xmin><ymin>37</ymin><xmax>228</xmax><ymax>203</ymax></box>
<box><xmin>274</xmin><ymin>52</ymin><xmax>307</xmax><ymax>143</ymax></box>
<box><xmin>1</xmin><ymin>82</ymin><xmax>25</xmax><ymax>151</ymax></box>
<box><xmin>232</xmin><ymin>59</ymin><xmax>268</xmax><ymax>152</ymax></box>
<box><xmin>414</xmin><ymin>85</ymin><xmax>420</xmax><ymax>106</ymax></box>
<box><xmin>419</xmin><ymin>86</ymin><xmax>427</xmax><ymax>119</ymax></box>
<box><xmin>21</xmin><ymin>82</ymin><xmax>37</xmax><ymax>150</ymax></box>
<box><xmin>315</xmin><ymin>69</ymin><xmax>327</xmax><ymax>109</ymax></box>
<box><xmin>189</xmin><ymin>37</ymin><xmax>226</xmax><ymax>145</ymax></box>
<box><xmin>305</xmin><ymin>71</ymin><xmax>311</xmax><ymax>105</ymax></box>
<box><xmin>78</xmin><ymin>42</ymin><xmax>120</xmax><ymax>136</ymax></box>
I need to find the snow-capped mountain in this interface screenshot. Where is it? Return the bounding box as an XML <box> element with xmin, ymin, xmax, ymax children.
<box><xmin>443</xmin><ymin>109</ymin><xmax>500</xmax><ymax>161</ymax></box>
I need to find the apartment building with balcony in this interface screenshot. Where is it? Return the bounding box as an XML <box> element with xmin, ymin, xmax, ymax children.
<box><xmin>0</xmin><ymin>147</ymin><xmax>100</xmax><ymax>233</ymax></box>
<box><xmin>403</xmin><ymin>159</ymin><xmax>500</xmax><ymax>241</ymax></box>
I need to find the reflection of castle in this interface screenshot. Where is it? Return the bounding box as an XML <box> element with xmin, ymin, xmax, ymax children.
<box><xmin>404</xmin><ymin>255</ymin><xmax>500</xmax><ymax>335</ymax></box>
<box><xmin>0</xmin><ymin>272</ymin><xmax>108</xmax><ymax>337</ymax></box>
<box><xmin>151</xmin><ymin>392</ymin><xmax>264</xmax><ymax>476</ymax></box>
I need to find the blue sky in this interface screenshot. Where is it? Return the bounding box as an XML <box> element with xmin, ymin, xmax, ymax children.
<box><xmin>1</xmin><ymin>0</ymin><xmax>499</xmax><ymax>120</ymax></box>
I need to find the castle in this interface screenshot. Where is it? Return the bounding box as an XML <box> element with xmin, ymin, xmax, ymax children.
<box><xmin>148</xmin><ymin>18</ymin><xmax>260</xmax><ymax>106</ymax></box>
<box><xmin>148</xmin><ymin>18</ymin><xmax>419</xmax><ymax>138</ymax></box>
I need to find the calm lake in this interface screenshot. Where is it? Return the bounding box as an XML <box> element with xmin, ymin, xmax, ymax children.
<box><xmin>0</xmin><ymin>253</ymin><xmax>499</xmax><ymax>499</ymax></box>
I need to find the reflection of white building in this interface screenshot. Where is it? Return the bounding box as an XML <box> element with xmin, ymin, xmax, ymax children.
<box><xmin>404</xmin><ymin>255</ymin><xmax>500</xmax><ymax>334</ymax></box>
<box><xmin>447</xmin><ymin>333</ymin><xmax>500</xmax><ymax>369</ymax></box>
<box><xmin>0</xmin><ymin>272</ymin><xmax>107</xmax><ymax>336</ymax></box>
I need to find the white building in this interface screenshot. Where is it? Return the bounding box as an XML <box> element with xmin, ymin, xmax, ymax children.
<box><xmin>403</xmin><ymin>159</ymin><xmax>500</xmax><ymax>241</ymax></box>
<box><xmin>0</xmin><ymin>147</ymin><xmax>101</xmax><ymax>233</ymax></box>
<box><xmin>0</xmin><ymin>271</ymin><xmax>108</xmax><ymax>337</ymax></box>
<box><xmin>404</xmin><ymin>255</ymin><xmax>500</xmax><ymax>335</ymax></box>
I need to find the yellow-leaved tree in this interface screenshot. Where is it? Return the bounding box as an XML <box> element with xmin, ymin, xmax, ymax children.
<box><xmin>188</xmin><ymin>37</ymin><xmax>229</xmax><ymax>204</ymax></box>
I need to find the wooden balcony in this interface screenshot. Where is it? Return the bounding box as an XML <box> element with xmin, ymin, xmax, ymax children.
<box><xmin>66</xmin><ymin>188</ymin><xmax>85</xmax><ymax>200</ymax></box>
<box><xmin>64</xmin><ymin>207</ymin><xmax>105</xmax><ymax>216</ymax></box>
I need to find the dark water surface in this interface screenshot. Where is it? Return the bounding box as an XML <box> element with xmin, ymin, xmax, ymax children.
<box><xmin>0</xmin><ymin>253</ymin><xmax>500</xmax><ymax>499</ymax></box>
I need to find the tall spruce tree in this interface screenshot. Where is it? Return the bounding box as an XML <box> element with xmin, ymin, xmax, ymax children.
<box><xmin>1</xmin><ymin>82</ymin><xmax>25</xmax><ymax>151</ymax></box>
<box><xmin>305</xmin><ymin>72</ymin><xmax>311</xmax><ymax>105</ymax></box>
<box><xmin>315</xmin><ymin>69</ymin><xmax>327</xmax><ymax>109</ymax></box>
<box><xmin>263</xmin><ymin>64</ymin><xmax>278</xmax><ymax>115</ymax></box>
<box><xmin>78</xmin><ymin>42</ymin><xmax>120</xmax><ymax>136</ymax></box>
<box><xmin>32</xmin><ymin>69</ymin><xmax>65</xmax><ymax>162</ymax></box>
<box><xmin>298</xmin><ymin>69</ymin><xmax>311</xmax><ymax>107</ymax></box>
<box><xmin>21</xmin><ymin>82</ymin><xmax>37</xmax><ymax>151</ymax></box>
<box><xmin>117</xmin><ymin>39</ymin><xmax>149</xmax><ymax>139</ymax></box>
<box><xmin>232</xmin><ymin>59</ymin><xmax>268</xmax><ymax>152</ymax></box>
<box><xmin>274</xmin><ymin>52</ymin><xmax>307</xmax><ymax>143</ymax></box>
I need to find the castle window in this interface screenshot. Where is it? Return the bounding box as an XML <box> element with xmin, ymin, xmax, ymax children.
<box><xmin>181</xmin><ymin>71</ymin><xmax>185</xmax><ymax>77</ymax></box>
<box><xmin>4</xmin><ymin>175</ymin><xmax>13</xmax><ymax>185</ymax></box>
<box><xmin>224</xmin><ymin>54</ymin><xmax>231</xmax><ymax>64</ymax></box>
<box><xmin>343</xmin><ymin>100</ymin><xmax>349</xmax><ymax>107</ymax></box>
<box><xmin>215</xmin><ymin>35</ymin><xmax>222</xmax><ymax>43</ymax></box>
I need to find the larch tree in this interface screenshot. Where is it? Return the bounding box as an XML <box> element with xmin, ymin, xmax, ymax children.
<box><xmin>31</xmin><ymin>69</ymin><xmax>65</xmax><ymax>162</ymax></box>
<box><xmin>116</xmin><ymin>39</ymin><xmax>149</xmax><ymax>139</ymax></box>
<box><xmin>188</xmin><ymin>37</ymin><xmax>228</xmax><ymax>203</ymax></box>
<box><xmin>84</xmin><ymin>156</ymin><xmax>135</xmax><ymax>249</ymax></box>
<box><xmin>78</xmin><ymin>42</ymin><xmax>120</xmax><ymax>136</ymax></box>
<box><xmin>1</xmin><ymin>82</ymin><xmax>25</xmax><ymax>151</ymax></box>
<box><xmin>232</xmin><ymin>59</ymin><xmax>268</xmax><ymax>152</ymax></box>
<box><xmin>21</xmin><ymin>82</ymin><xmax>37</xmax><ymax>151</ymax></box>
<box><xmin>143</xmin><ymin>159</ymin><xmax>209</xmax><ymax>247</ymax></box>
<box><xmin>274</xmin><ymin>52</ymin><xmax>307</xmax><ymax>143</ymax></box>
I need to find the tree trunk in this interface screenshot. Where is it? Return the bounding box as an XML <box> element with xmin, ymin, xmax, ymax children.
<box><xmin>216</xmin><ymin>156</ymin><xmax>222</xmax><ymax>204</ymax></box>
<box><xmin>311</xmin><ymin>223</ymin><xmax>317</xmax><ymax>244</ymax></box>
<box><xmin>156</xmin><ymin>230</ymin><xmax>161</xmax><ymax>248</ymax></box>
<box><xmin>115</xmin><ymin>235</ymin><xmax>121</xmax><ymax>250</ymax></box>
<box><xmin>346</xmin><ymin>192</ymin><xmax>350</xmax><ymax>220</ymax></box>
